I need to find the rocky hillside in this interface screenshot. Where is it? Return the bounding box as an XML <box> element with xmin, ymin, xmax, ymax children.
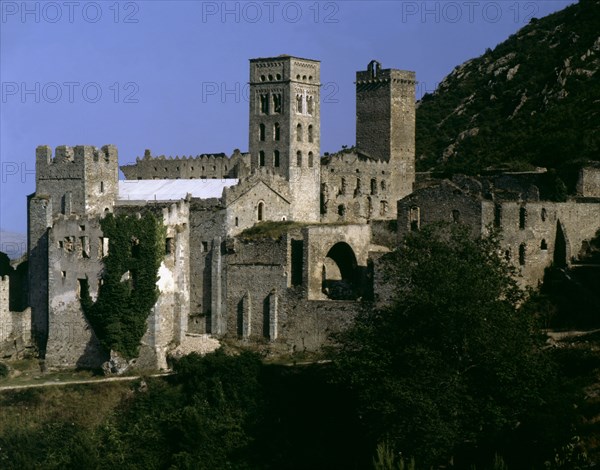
<box><xmin>416</xmin><ymin>0</ymin><xmax>600</xmax><ymax>182</ymax></box>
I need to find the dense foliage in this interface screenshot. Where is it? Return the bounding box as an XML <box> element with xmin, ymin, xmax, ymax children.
<box><xmin>333</xmin><ymin>223</ymin><xmax>577</xmax><ymax>467</ymax></box>
<box><xmin>416</xmin><ymin>0</ymin><xmax>600</xmax><ymax>180</ymax></box>
<box><xmin>0</xmin><ymin>351</ymin><xmax>368</xmax><ymax>469</ymax></box>
<box><xmin>80</xmin><ymin>212</ymin><xmax>165</xmax><ymax>359</ymax></box>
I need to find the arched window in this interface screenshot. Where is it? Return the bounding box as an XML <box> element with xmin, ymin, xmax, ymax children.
<box><xmin>519</xmin><ymin>243</ymin><xmax>526</xmax><ymax>266</ymax></box>
<box><xmin>258</xmin><ymin>202</ymin><xmax>264</xmax><ymax>221</ymax></box>
<box><xmin>354</xmin><ymin>178</ymin><xmax>361</xmax><ymax>196</ymax></box>
<box><xmin>307</xmin><ymin>96</ymin><xmax>314</xmax><ymax>115</ymax></box>
<box><xmin>340</xmin><ymin>177</ymin><xmax>346</xmax><ymax>195</ymax></box>
<box><xmin>260</xmin><ymin>94</ymin><xmax>269</xmax><ymax>114</ymax></box>
<box><xmin>370</xmin><ymin>179</ymin><xmax>377</xmax><ymax>195</ymax></box>
<box><xmin>519</xmin><ymin>207</ymin><xmax>527</xmax><ymax>230</ymax></box>
<box><xmin>380</xmin><ymin>201</ymin><xmax>388</xmax><ymax>215</ymax></box>
<box><xmin>494</xmin><ymin>203</ymin><xmax>502</xmax><ymax>227</ymax></box>
<box><xmin>308</xmin><ymin>152</ymin><xmax>314</xmax><ymax>167</ymax></box>
<box><xmin>410</xmin><ymin>206</ymin><xmax>420</xmax><ymax>231</ymax></box>
<box><xmin>380</xmin><ymin>180</ymin><xmax>386</xmax><ymax>191</ymax></box>
<box><xmin>541</xmin><ymin>208</ymin><xmax>547</xmax><ymax>222</ymax></box>
<box><xmin>100</xmin><ymin>181</ymin><xmax>104</xmax><ymax>193</ymax></box>
<box><xmin>541</xmin><ymin>239</ymin><xmax>548</xmax><ymax>250</ymax></box>
<box><xmin>273</xmin><ymin>122</ymin><xmax>280</xmax><ymax>141</ymax></box>
<box><xmin>308</xmin><ymin>125</ymin><xmax>313</xmax><ymax>143</ymax></box>
<box><xmin>273</xmin><ymin>150</ymin><xmax>280</xmax><ymax>167</ymax></box>
<box><xmin>235</xmin><ymin>217</ymin><xmax>239</xmax><ymax>227</ymax></box>
<box><xmin>296</xmin><ymin>95</ymin><xmax>303</xmax><ymax>113</ymax></box>
<box><xmin>296</xmin><ymin>123</ymin><xmax>303</xmax><ymax>142</ymax></box>
<box><xmin>259</xmin><ymin>151</ymin><xmax>265</xmax><ymax>167</ymax></box>
<box><xmin>296</xmin><ymin>151</ymin><xmax>302</xmax><ymax>167</ymax></box>
<box><xmin>259</xmin><ymin>123</ymin><xmax>266</xmax><ymax>141</ymax></box>
<box><xmin>273</xmin><ymin>93</ymin><xmax>282</xmax><ymax>114</ymax></box>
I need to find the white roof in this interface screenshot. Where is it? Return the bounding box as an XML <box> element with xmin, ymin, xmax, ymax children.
<box><xmin>118</xmin><ymin>179</ymin><xmax>238</xmax><ymax>201</ymax></box>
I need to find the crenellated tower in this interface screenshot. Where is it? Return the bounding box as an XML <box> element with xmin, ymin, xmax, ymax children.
<box><xmin>356</xmin><ymin>60</ymin><xmax>416</xmax><ymax>199</ymax></box>
<box><xmin>28</xmin><ymin>144</ymin><xmax>118</xmax><ymax>352</ymax></box>
<box><xmin>248</xmin><ymin>55</ymin><xmax>321</xmax><ymax>221</ymax></box>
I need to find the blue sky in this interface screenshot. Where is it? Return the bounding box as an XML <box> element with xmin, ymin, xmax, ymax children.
<box><xmin>0</xmin><ymin>0</ymin><xmax>576</xmax><ymax>235</ymax></box>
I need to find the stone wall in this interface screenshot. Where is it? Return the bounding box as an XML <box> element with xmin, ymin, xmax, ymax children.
<box><xmin>397</xmin><ymin>177</ymin><xmax>600</xmax><ymax>288</ymax></box>
<box><xmin>488</xmin><ymin>200</ymin><xmax>600</xmax><ymax>286</ymax></box>
<box><xmin>320</xmin><ymin>152</ymin><xmax>398</xmax><ymax>222</ymax></box>
<box><xmin>224</xmin><ymin>172</ymin><xmax>292</xmax><ymax>236</ymax></box>
<box><xmin>187</xmin><ymin>199</ymin><xmax>228</xmax><ymax>334</ymax></box>
<box><xmin>120</xmin><ymin>150</ymin><xmax>248</xmax><ymax>180</ymax></box>
<box><xmin>45</xmin><ymin>215</ymin><xmax>108</xmax><ymax>369</ymax></box>
<box><xmin>135</xmin><ymin>200</ymin><xmax>191</xmax><ymax>370</ymax></box>
<box><xmin>397</xmin><ymin>179</ymin><xmax>484</xmax><ymax>241</ymax></box>
<box><xmin>577</xmin><ymin>165</ymin><xmax>600</xmax><ymax>198</ymax></box>
<box><xmin>224</xmin><ymin>234</ymin><xmax>365</xmax><ymax>353</ymax></box>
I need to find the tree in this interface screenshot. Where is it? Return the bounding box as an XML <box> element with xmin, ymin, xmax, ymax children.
<box><xmin>333</xmin><ymin>223</ymin><xmax>554</xmax><ymax>467</ymax></box>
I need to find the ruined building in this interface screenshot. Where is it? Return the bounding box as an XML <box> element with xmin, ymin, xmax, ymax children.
<box><xmin>10</xmin><ymin>55</ymin><xmax>600</xmax><ymax>370</ymax></box>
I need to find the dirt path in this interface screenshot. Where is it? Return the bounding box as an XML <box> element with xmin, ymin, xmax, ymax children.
<box><xmin>0</xmin><ymin>372</ymin><xmax>171</xmax><ymax>391</ymax></box>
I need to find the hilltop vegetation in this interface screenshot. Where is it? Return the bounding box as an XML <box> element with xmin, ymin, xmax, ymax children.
<box><xmin>416</xmin><ymin>0</ymin><xmax>600</xmax><ymax>182</ymax></box>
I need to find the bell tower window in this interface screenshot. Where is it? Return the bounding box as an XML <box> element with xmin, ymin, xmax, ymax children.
<box><xmin>296</xmin><ymin>123</ymin><xmax>303</xmax><ymax>142</ymax></box>
<box><xmin>259</xmin><ymin>151</ymin><xmax>265</xmax><ymax>167</ymax></box>
<box><xmin>259</xmin><ymin>123</ymin><xmax>266</xmax><ymax>141</ymax></box>
<box><xmin>260</xmin><ymin>94</ymin><xmax>269</xmax><ymax>114</ymax></box>
<box><xmin>274</xmin><ymin>122</ymin><xmax>280</xmax><ymax>141</ymax></box>
<box><xmin>296</xmin><ymin>94</ymin><xmax>303</xmax><ymax>114</ymax></box>
<box><xmin>273</xmin><ymin>93</ymin><xmax>282</xmax><ymax>114</ymax></box>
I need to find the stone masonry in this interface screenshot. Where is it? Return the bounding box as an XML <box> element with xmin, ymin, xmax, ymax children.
<box><xmin>17</xmin><ymin>55</ymin><xmax>599</xmax><ymax>370</ymax></box>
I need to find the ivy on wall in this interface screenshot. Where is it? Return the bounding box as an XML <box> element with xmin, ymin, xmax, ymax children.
<box><xmin>81</xmin><ymin>212</ymin><xmax>166</xmax><ymax>359</ymax></box>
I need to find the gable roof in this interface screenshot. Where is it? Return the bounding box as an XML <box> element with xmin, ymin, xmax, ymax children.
<box><xmin>226</xmin><ymin>179</ymin><xmax>290</xmax><ymax>206</ymax></box>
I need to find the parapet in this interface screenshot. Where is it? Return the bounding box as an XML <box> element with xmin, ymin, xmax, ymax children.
<box><xmin>356</xmin><ymin>60</ymin><xmax>416</xmax><ymax>85</ymax></box>
<box><xmin>36</xmin><ymin>145</ymin><xmax>118</xmax><ymax>166</ymax></box>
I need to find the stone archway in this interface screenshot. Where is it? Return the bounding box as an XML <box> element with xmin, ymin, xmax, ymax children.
<box><xmin>321</xmin><ymin>242</ymin><xmax>359</xmax><ymax>300</ymax></box>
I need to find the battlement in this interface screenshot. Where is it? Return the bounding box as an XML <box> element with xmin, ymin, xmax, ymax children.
<box><xmin>322</xmin><ymin>151</ymin><xmax>397</xmax><ymax>169</ymax></box>
<box><xmin>356</xmin><ymin>60</ymin><xmax>416</xmax><ymax>85</ymax></box>
<box><xmin>121</xmin><ymin>149</ymin><xmax>247</xmax><ymax>180</ymax></box>
<box><xmin>36</xmin><ymin>145</ymin><xmax>118</xmax><ymax>166</ymax></box>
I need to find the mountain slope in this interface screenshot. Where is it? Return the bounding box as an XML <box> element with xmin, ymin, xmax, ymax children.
<box><xmin>416</xmin><ymin>0</ymin><xmax>600</xmax><ymax>180</ymax></box>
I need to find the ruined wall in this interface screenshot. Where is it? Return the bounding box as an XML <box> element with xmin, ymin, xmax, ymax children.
<box><xmin>0</xmin><ymin>276</ymin><xmax>32</xmax><ymax>352</ymax></box>
<box><xmin>36</xmin><ymin>145</ymin><xmax>118</xmax><ymax>217</ymax></box>
<box><xmin>224</xmin><ymin>234</ymin><xmax>364</xmax><ymax>353</ymax></box>
<box><xmin>27</xmin><ymin>194</ymin><xmax>52</xmax><ymax>351</ymax></box>
<box><xmin>320</xmin><ymin>153</ymin><xmax>397</xmax><ymax>223</ymax></box>
<box><xmin>134</xmin><ymin>200</ymin><xmax>190</xmax><ymax>370</ymax></box>
<box><xmin>488</xmin><ymin>200</ymin><xmax>600</xmax><ymax>287</ymax></box>
<box><xmin>45</xmin><ymin>215</ymin><xmax>108</xmax><ymax>369</ymax></box>
<box><xmin>577</xmin><ymin>165</ymin><xmax>600</xmax><ymax>198</ymax></box>
<box><xmin>0</xmin><ymin>276</ymin><xmax>9</xmax><ymax>342</ymax></box>
<box><xmin>188</xmin><ymin>199</ymin><xmax>228</xmax><ymax>334</ymax></box>
<box><xmin>303</xmin><ymin>224</ymin><xmax>372</xmax><ymax>300</ymax></box>
<box><xmin>120</xmin><ymin>150</ymin><xmax>248</xmax><ymax>180</ymax></box>
<box><xmin>397</xmin><ymin>180</ymin><xmax>484</xmax><ymax>241</ymax></box>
